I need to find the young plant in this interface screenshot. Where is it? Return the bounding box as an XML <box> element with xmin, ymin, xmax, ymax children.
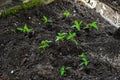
<box><xmin>63</xmin><ymin>11</ymin><xmax>71</xmax><ymax>18</ymax></box>
<box><xmin>85</xmin><ymin>22</ymin><xmax>98</xmax><ymax>30</ymax></box>
<box><xmin>42</xmin><ymin>16</ymin><xmax>53</xmax><ymax>23</ymax></box>
<box><xmin>79</xmin><ymin>52</ymin><xmax>89</xmax><ymax>66</ymax></box>
<box><xmin>66</xmin><ymin>32</ymin><xmax>78</xmax><ymax>45</ymax></box>
<box><xmin>72</xmin><ymin>20</ymin><xmax>83</xmax><ymax>31</ymax></box>
<box><xmin>66</xmin><ymin>32</ymin><xmax>76</xmax><ymax>40</ymax></box>
<box><xmin>59</xmin><ymin>66</ymin><xmax>71</xmax><ymax>76</ymax></box>
<box><xmin>39</xmin><ymin>40</ymin><xmax>52</xmax><ymax>51</ymax></box>
<box><xmin>56</xmin><ymin>32</ymin><xmax>67</xmax><ymax>42</ymax></box>
<box><xmin>17</xmin><ymin>24</ymin><xmax>32</xmax><ymax>33</ymax></box>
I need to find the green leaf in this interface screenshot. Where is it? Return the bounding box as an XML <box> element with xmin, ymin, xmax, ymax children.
<box><xmin>73</xmin><ymin>20</ymin><xmax>83</xmax><ymax>31</ymax></box>
<box><xmin>63</xmin><ymin>11</ymin><xmax>70</xmax><ymax>17</ymax></box>
<box><xmin>24</xmin><ymin>24</ymin><xmax>31</xmax><ymax>33</ymax></box>
<box><xmin>17</xmin><ymin>27</ymin><xmax>24</xmax><ymax>31</ymax></box>
<box><xmin>72</xmin><ymin>39</ymin><xmax>78</xmax><ymax>45</ymax></box>
<box><xmin>79</xmin><ymin>52</ymin><xmax>89</xmax><ymax>66</ymax></box>
<box><xmin>59</xmin><ymin>66</ymin><xmax>66</xmax><ymax>76</ymax></box>
<box><xmin>56</xmin><ymin>32</ymin><xmax>67</xmax><ymax>42</ymax></box>
<box><xmin>39</xmin><ymin>40</ymin><xmax>52</xmax><ymax>50</ymax></box>
<box><xmin>67</xmin><ymin>32</ymin><xmax>76</xmax><ymax>40</ymax></box>
<box><xmin>82</xmin><ymin>58</ymin><xmax>89</xmax><ymax>66</ymax></box>
<box><xmin>85</xmin><ymin>22</ymin><xmax>98</xmax><ymax>30</ymax></box>
<box><xmin>90</xmin><ymin>22</ymin><xmax>98</xmax><ymax>30</ymax></box>
<box><xmin>42</xmin><ymin>16</ymin><xmax>48</xmax><ymax>23</ymax></box>
<box><xmin>79</xmin><ymin>52</ymin><xmax>85</xmax><ymax>57</ymax></box>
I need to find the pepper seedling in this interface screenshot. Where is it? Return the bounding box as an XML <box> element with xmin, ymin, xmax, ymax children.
<box><xmin>63</xmin><ymin>11</ymin><xmax>71</xmax><ymax>18</ymax></box>
<box><xmin>56</xmin><ymin>32</ymin><xmax>67</xmax><ymax>42</ymax></box>
<box><xmin>66</xmin><ymin>32</ymin><xmax>76</xmax><ymax>40</ymax></box>
<box><xmin>66</xmin><ymin>32</ymin><xmax>78</xmax><ymax>45</ymax></box>
<box><xmin>42</xmin><ymin>16</ymin><xmax>53</xmax><ymax>23</ymax></box>
<box><xmin>17</xmin><ymin>24</ymin><xmax>32</xmax><ymax>33</ymax></box>
<box><xmin>79</xmin><ymin>52</ymin><xmax>89</xmax><ymax>66</ymax></box>
<box><xmin>85</xmin><ymin>22</ymin><xmax>98</xmax><ymax>30</ymax></box>
<box><xmin>59</xmin><ymin>66</ymin><xmax>71</xmax><ymax>76</ymax></box>
<box><xmin>39</xmin><ymin>40</ymin><xmax>52</xmax><ymax>51</ymax></box>
<box><xmin>72</xmin><ymin>20</ymin><xmax>83</xmax><ymax>31</ymax></box>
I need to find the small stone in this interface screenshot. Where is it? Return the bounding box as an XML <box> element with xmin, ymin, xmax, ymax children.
<box><xmin>11</xmin><ymin>70</ymin><xmax>14</xmax><ymax>74</ymax></box>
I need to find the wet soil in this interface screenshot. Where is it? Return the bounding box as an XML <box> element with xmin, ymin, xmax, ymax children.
<box><xmin>0</xmin><ymin>0</ymin><xmax>120</xmax><ymax>80</ymax></box>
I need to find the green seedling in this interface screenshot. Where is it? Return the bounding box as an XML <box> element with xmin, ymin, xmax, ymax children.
<box><xmin>63</xmin><ymin>11</ymin><xmax>71</xmax><ymax>18</ymax></box>
<box><xmin>42</xmin><ymin>16</ymin><xmax>53</xmax><ymax>23</ymax></box>
<box><xmin>56</xmin><ymin>32</ymin><xmax>67</xmax><ymax>42</ymax></box>
<box><xmin>72</xmin><ymin>20</ymin><xmax>83</xmax><ymax>31</ymax></box>
<box><xmin>67</xmin><ymin>32</ymin><xmax>78</xmax><ymax>45</ymax></box>
<box><xmin>59</xmin><ymin>66</ymin><xmax>71</xmax><ymax>76</ymax></box>
<box><xmin>39</xmin><ymin>40</ymin><xmax>52</xmax><ymax>50</ymax></box>
<box><xmin>85</xmin><ymin>22</ymin><xmax>98</xmax><ymax>30</ymax></box>
<box><xmin>72</xmin><ymin>39</ymin><xmax>78</xmax><ymax>46</ymax></box>
<box><xmin>79</xmin><ymin>52</ymin><xmax>89</xmax><ymax>66</ymax></box>
<box><xmin>17</xmin><ymin>24</ymin><xmax>32</xmax><ymax>33</ymax></box>
<box><xmin>67</xmin><ymin>32</ymin><xmax>76</xmax><ymax>40</ymax></box>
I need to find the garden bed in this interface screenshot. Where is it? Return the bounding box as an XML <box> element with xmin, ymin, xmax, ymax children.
<box><xmin>0</xmin><ymin>0</ymin><xmax>120</xmax><ymax>80</ymax></box>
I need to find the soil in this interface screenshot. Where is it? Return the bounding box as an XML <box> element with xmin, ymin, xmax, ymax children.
<box><xmin>0</xmin><ymin>0</ymin><xmax>120</xmax><ymax>80</ymax></box>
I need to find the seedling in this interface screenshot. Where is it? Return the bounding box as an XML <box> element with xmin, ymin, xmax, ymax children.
<box><xmin>63</xmin><ymin>11</ymin><xmax>71</xmax><ymax>18</ymax></box>
<box><xmin>66</xmin><ymin>32</ymin><xmax>78</xmax><ymax>45</ymax></box>
<box><xmin>59</xmin><ymin>66</ymin><xmax>71</xmax><ymax>76</ymax></box>
<box><xmin>42</xmin><ymin>16</ymin><xmax>53</xmax><ymax>23</ymax></box>
<box><xmin>85</xmin><ymin>22</ymin><xmax>98</xmax><ymax>30</ymax></box>
<box><xmin>39</xmin><ymin>40</ymin><xmax>52</xmax><ymax>51</ymax></box>
<box><xmin>67</xmin><ymin>32</ymin><xmax>76</xmax><ymax>40</ymax></box>
<box><xmin>17</xmin><ymin>24</ymin><xmax>32</xmax><ymax>33</ymax></box>
<box><xmin>72</xmin><ymin>20</ymin><xmax>83</xmax><ymax>31</ymax></box>
<box><xmin>56</xmin><ymin>32</ymin><xmax>67</xmax><ymax>42</ymax></box>
<box><xmin>79</xmin><ymin>52</ymin><xmax>89</xmax><ymax>66</ymax></box>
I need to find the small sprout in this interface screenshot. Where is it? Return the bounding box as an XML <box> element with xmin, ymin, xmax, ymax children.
<box><xmin>42</xmin><ymin>16</ymin><xmax>53</xmax><ymax>23</ymax></box>
<box><xmin>67</xmin><ymin>32</ymin><xmax>76</xmax><ymax>40</ymax></box>
<box><xmin>67</xmin><ymin>32</ymin><xmax>78</xmax><ymax>45</ymax></box>
<box><xmin>79</xmin><ymin>52</ymin><xmax>89</xmax><ymax>66</ymax></box>
<box><xmin>59</xmin><ymin>66</ymin><xmax>66</xmax><ymax>76</ymax></box>
<box><xmin>39</xmin><ymin>40</ymin><xmax>52</xmax><ymax>51</ymax></box>
<box><xmin>59</xmin><ymin>66</ymin><xmax>71</xmax><ymax>76</ymax></box>
<box><xmin>56</xmin><ymin>32</ymin><xmax>67</xmax><ymax>42</ymax></box>
<box><xmin>17</xmin><ymin>24</ymin><xmax>32</xmax><ymax>33</ymax></box>
<box><xmin>72</xmin><ymin>39</ymin><xmax>78</xmax><ymax>45</ymax></box>
<box><xmin>63</xmin><ymin>11</ymin><xmax>71</xmax><ymax>18</ymax></box>
<box><xmin>72</xmin><ymin>20</ymin><xmax>83</xmax><ymax>31</ymax></box>
<box><xmin>85</xmin><ymin>22</ymin><xmax>98</xmax><ymax>30</ymax></box>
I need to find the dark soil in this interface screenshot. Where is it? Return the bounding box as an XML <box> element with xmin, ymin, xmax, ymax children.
<box><xmin>0</xmin><ymin>0</ymin><xmax>120</xmax><ymax>80</ymax></box>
